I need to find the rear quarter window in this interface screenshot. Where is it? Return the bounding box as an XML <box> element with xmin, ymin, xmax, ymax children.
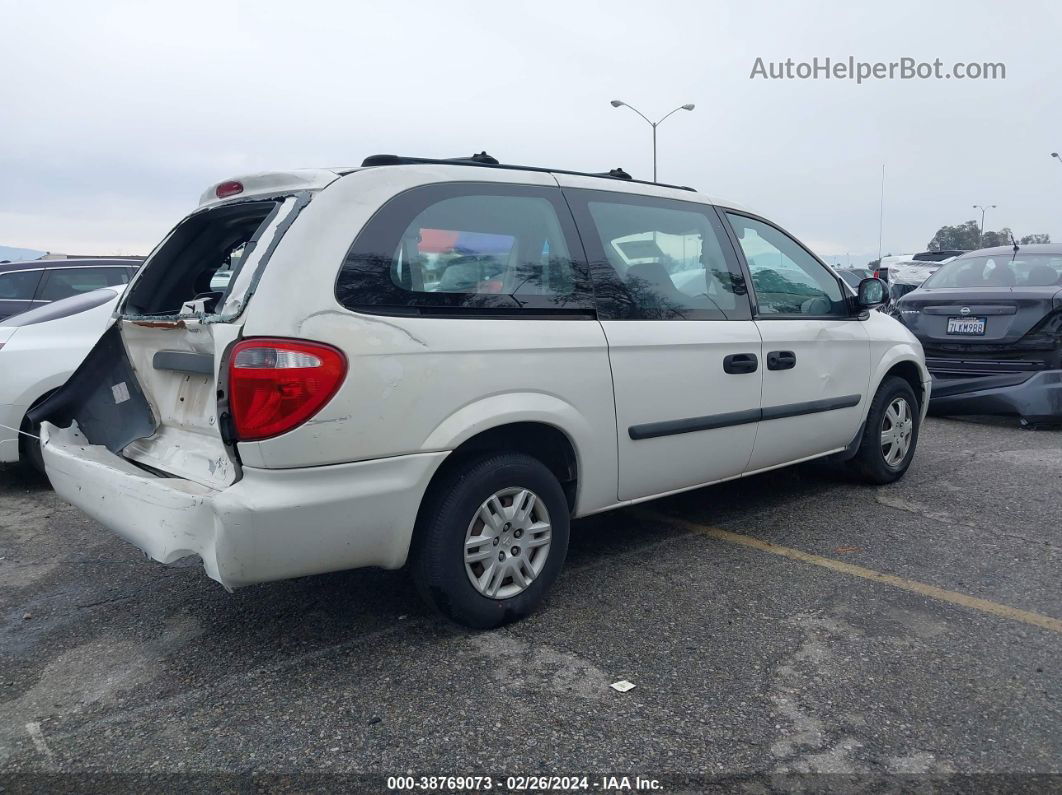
<box><xmin>336</xmin><ymin>183</ymin><xmax>594</xmax><ymax>316</ymax></box>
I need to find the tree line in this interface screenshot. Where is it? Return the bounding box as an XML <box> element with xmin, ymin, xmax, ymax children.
<box><xmin>926</xmin><ymin>220</ymin><xmax>1050</xmax><ymax>251</ymax></box>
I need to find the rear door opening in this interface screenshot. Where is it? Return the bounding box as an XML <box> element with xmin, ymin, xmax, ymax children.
<box><xmin>34</xmin><ymin>195</ymin><xmax>305</xmax><ymax>489</ymax></box>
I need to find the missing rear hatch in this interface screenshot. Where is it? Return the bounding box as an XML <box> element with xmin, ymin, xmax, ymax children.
<box><xmin>123</xmin><ymin>199</ymin><xmax>282</xmax><ymax>319</ymax></box>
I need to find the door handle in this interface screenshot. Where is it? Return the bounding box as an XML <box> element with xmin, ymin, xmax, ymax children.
<box><xmin>722</xmin><ymin>353</ymin><xmax>759</xmax><ymax>374</ymax></box>
<box><xmin>766</xmin><ymin>350</ymin><xmax>797</xmax><ymax>371</ymax></box>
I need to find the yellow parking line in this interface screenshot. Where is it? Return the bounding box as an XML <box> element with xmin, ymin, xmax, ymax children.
<box><xmin>639</xmin><ymin>510</ymin><xmax>1062</xmax><ymax>636</ymax></box>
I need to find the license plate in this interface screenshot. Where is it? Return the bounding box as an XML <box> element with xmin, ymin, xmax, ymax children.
<box><xmin>946</xmin><ymin>316</ymin><xmax>986</xmax><ymax>335</ymax></box>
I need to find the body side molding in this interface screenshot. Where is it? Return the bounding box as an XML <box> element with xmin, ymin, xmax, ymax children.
<box><xmin>628</xmin><ymin>394</ymin><xmax>862</xmax><ymax>440</ymax></box>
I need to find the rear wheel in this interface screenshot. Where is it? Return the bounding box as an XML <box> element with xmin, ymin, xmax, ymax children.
<box><xmin>849</xmin><ymin>376</ymin><xmax>920</xmax><ymax>484</ymax></box>
<box><xmin>410</xmin><ymin>452</ymin><xmax>569</xmax><ymax>629</ymax></box>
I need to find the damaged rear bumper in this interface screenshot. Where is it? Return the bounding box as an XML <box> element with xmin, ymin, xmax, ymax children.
<box><xmin>928</xmin><ymin>369</ymin><xmax>1062</xmax><ymax>422</ymax></box>
<box><xmin>41</xmin><ymin>422</ymin><xmax>447</xmax><ymax>588</ymax></box>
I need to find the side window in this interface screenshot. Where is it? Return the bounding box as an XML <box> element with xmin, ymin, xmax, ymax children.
<box><xmin>0</xmin><ymin>270</ymin><xmax>42</xmax><ymax>300</ymax></box>
<box><xmin>338</xmin><ymin>185</ymin><xmax>592</xmax><ymax>314</ymax></box>
<box><xmin>38</xmin><ymin>268</ymin><xmax>130</xmax><ymax>301</ymax></box>
<box><xmin>573</xmin><ymin>192</ymin><xmax>750</xmax><ymax>320</ymax></box>
<box><xmin>725</xmin><ymin>214</ymin><xmax>846</xmax><ymax>317</ymax></box>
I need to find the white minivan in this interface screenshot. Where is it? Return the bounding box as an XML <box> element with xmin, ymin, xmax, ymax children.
<box><xmin>36</xmin><ymin>154</ymin><xmax>930</xmax><ymax>628</ymax></box>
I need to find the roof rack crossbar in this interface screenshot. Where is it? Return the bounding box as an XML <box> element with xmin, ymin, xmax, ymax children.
<box><xmin>358</xmin><ymin>153</ymin><xmax>695</xmax><ymax>192</ymax></box>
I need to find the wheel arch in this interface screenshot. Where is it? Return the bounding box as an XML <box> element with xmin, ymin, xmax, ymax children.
<box><xmin>425</xmin><ymin>420</ymin><xmax>581</xmax><ymax>515</ymax></box>
<box><xmin>879</xmin><ymin>358</ymin><xmax>928</xmax><ymax>411</ymax></box>
<box><xmin>869</xmin><ymin>344</ymin><xmax>930</xmax><ymax>413</ymax></box>
<box><xmin>420</xmin><ymin>392</ymin><xmax>597</xmax><ymax>514</ymax></box>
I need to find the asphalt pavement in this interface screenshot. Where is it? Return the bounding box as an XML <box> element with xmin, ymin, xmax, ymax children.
<box><xmin>0</xmin><ymin>417</ymin><xmax>1059</xmax><ymax>790</ymax></box>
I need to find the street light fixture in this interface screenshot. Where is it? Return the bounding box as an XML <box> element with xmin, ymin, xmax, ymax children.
<box><xmin>610</xmin><ymin>100</ymin><xmax>695</xmax><ymax>182</ymax></box>
<box><xmin>1052</xmin><ymin>152</ymin><xmax>1062</xmax><ymax>166</ymax></box>
<box><xmin>973</xmin><ymin>204</ymin><xmax>996</xmax><ymax>247</ymax></box>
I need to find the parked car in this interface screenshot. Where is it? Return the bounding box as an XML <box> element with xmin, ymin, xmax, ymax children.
<box><xmin>894</xmin><ymin>244</ymin><xmax>1062</xmax><ymax>426</ymax></box>
<box><xmin>0</xmin><ymin>258</ymin><xmax>140</xmax><ymax>321</ymax></box>
<box><xmin>0</xmin><ymin>288</ymin><xmax>122</xmax><ymax>470</ymax></box>
<box><xmin>874</xmin><ymin>250</ymin><xmax>965</xmax><ymax>284</ymax></box>
<box><xmin>34</xmin><ymin>154</ymin><xmax>929</xmax><ymax>628</ymax></box>
<box><xmin>886</xmin><ymin>256</ymin><xmax>962</xmax><ymax>304</ymax></box>
<box><xmin>873</xmin><ymin>254</ymin><xmax>910</xmax><ymax>283</ymax></box>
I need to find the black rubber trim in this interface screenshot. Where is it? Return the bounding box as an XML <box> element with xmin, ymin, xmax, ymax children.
<box><xmin>761</xmin><ymin>393</ymin><xmax>861</xmax><ymax>421</ymax></box>
<box><xmin>152</xmin><ymin>350</ymin><xmax>214</xmax><ymax>375</ymax></box>
<box><xmin>628</xmin><ymin>408</ymin><xmax>761</xmax><ymax>440</ymax></box>
<box><xmin>628</xmin><ymin>394</ymin><xmax>862</xmax><ymax>440</ymax></box>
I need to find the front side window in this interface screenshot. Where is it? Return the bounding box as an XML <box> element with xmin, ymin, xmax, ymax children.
<box><xmin>39</xmin><ymin>267</ymin><xmax>130</xmax><ymax>301</ymax></box>
<box><xmin>725</xmin><ymin>214</ymin><xmax>846</xmax><ymax>316</ymax></box>
<box><xmin>338</xmin><ymin>185</ymin><xmax>592</xmax><ymax>315</ymax></box>
<box><xmin>0</xmin><ymin>270</ymin><xmax>42</xmax><ymax>300</ymax></box>
<box><xmin>570</xmin><ymin>192</ymin><xmax>750</xmax><ymax>320</ymax></box>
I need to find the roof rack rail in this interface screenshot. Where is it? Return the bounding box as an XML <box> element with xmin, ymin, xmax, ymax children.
<box><xmin>358</xmin><ymin>153</ymin><xmax>694</xmax><ymax>192</ymax></box>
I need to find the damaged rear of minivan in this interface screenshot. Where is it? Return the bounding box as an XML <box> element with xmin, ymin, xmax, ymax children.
<box><xmin>32</xmin><ymin>169</ymin><xmax>441</xmax><ymax>587</ymax></box>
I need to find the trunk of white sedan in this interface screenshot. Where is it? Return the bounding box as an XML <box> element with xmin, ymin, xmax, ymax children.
<box><xmin>32</xmin><ymin>192</ymin><xmax>307</xmax><ymax>490</ymax></box>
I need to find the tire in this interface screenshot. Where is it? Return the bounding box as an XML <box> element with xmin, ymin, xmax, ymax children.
<box><xmin>410</xmin><ymin>452</ymin><xmax>570</xmax><ymax>629</ymax></box>
<box><xmin>849</xmin><ymin>376</ymin><xmax>920</xmax><ymax>485</ymax></box>
<box><xmin>18</xmin><ymin>413</ymin><xmax>46</xmax><ymax>476</ymax></box>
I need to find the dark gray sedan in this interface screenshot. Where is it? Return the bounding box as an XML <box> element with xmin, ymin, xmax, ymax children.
<box><xmin>893</xmin><ymin>244</ymin><xmax>1062</xmax><ymax>426</ymax></box>
<box><xmin>0</xmin><ymin>258</ymin><xmax>141</xmax><ymax>321</ymax></box>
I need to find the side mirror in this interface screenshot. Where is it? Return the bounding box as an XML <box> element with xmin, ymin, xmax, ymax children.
<box><xmin>856</xmin><ymin>277</ymin><xmax>887</xmax><ymax>309</ymax></box>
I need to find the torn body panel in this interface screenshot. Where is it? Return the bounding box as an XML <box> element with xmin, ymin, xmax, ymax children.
<box><xmin>27</xmin><ymin>324</ymin><xmax>156</xmax><ymax>454</ymax></box>
<box><xmin>118</xmin><ymin>320</ymin><xmax>241</xmax><ymax>489</ymax></box>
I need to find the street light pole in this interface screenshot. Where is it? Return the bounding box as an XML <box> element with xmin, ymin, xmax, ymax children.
<box><xmin>972</xmin><ymin>204</ymin><xmax>996</xmax><ymax>247</ymax></box>
<box><xmin>610</xmin><ymin>100</ymin><xmax>695</xmax><ymax>182</ymax></box>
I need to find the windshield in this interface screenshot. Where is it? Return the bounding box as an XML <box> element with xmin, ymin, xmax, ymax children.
<box><xmin>922</xmin><ymin>253</ymin><xmax>1062</xmax><ymax>289</ymax></box>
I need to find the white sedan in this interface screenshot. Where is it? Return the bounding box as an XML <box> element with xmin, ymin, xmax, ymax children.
<box><xmin>0</xmin><ymin>288</ymin><xmax>120</xmax><ymax>470</ymax></box>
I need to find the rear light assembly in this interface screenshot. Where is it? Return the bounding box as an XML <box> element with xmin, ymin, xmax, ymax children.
<box><xmin>227</xmin><ymin>338</ymin><xmax>346</xmax><ymax>441</ymax></box>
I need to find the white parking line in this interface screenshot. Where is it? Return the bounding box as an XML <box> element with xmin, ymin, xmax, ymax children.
<box><xmin>25</xmin><ymin>721</ymin><xmax>56</xmax><ymax>766</ymax></box>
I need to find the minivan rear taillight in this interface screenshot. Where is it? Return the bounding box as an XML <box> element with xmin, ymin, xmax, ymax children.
<box><xmin>228</xmin><ymin>338</ymin><xmax>346</xmax><ymax>441</ymax></box>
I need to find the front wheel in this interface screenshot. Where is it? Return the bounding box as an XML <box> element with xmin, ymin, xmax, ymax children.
<box><xmin>849</xmin><ymin>376</ymin><xmax>920</xmax><ymax>484</ymax></box>
<box><xmin>410</xmin><ymin>452</ymin><xmax>570</xmax><ymax>629</ymax></box>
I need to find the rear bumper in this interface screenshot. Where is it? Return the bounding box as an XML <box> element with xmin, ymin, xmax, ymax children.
<box><xmin>40</xmin><ymin>422</ymin><xmax>447</xmax><ymax>588</ymax></box>
<box><xmin>928</xmin><ymin>369</ymin><xmax>1062</xmax><ymax>421</ymax></box>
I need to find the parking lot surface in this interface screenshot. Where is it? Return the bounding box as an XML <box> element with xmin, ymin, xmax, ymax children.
<box><xmin>1</xmin><ymin>417</ymin><xmax>1059</xmax><ymax>785</ymax></box>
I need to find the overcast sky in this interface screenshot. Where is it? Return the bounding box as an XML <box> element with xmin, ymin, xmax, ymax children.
<box><xmin>3</xmin><ymin>0</ymin><xmax>1060</xmax><ymax>264</ymax></box>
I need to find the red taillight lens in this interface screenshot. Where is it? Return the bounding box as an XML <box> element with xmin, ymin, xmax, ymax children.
<box><xmin>216</xmin><ymin>180</ymin><xmax>244</xmax><ymax>199</ymax></box>
<box><xmin>228</xmin><ymin>338</ymin><xmax>346</xmax><ymax>441</ymax></box>
<box><xmin>873</xmin><ymin>269</ymin><xmax>880</xmax><ymax>279</ymax></box>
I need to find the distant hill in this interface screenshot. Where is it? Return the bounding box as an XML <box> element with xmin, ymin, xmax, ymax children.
<box><xmin>0</xmin><ymin>245</ymin><xmax>46</xmax><ymax>263</ymax></box>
